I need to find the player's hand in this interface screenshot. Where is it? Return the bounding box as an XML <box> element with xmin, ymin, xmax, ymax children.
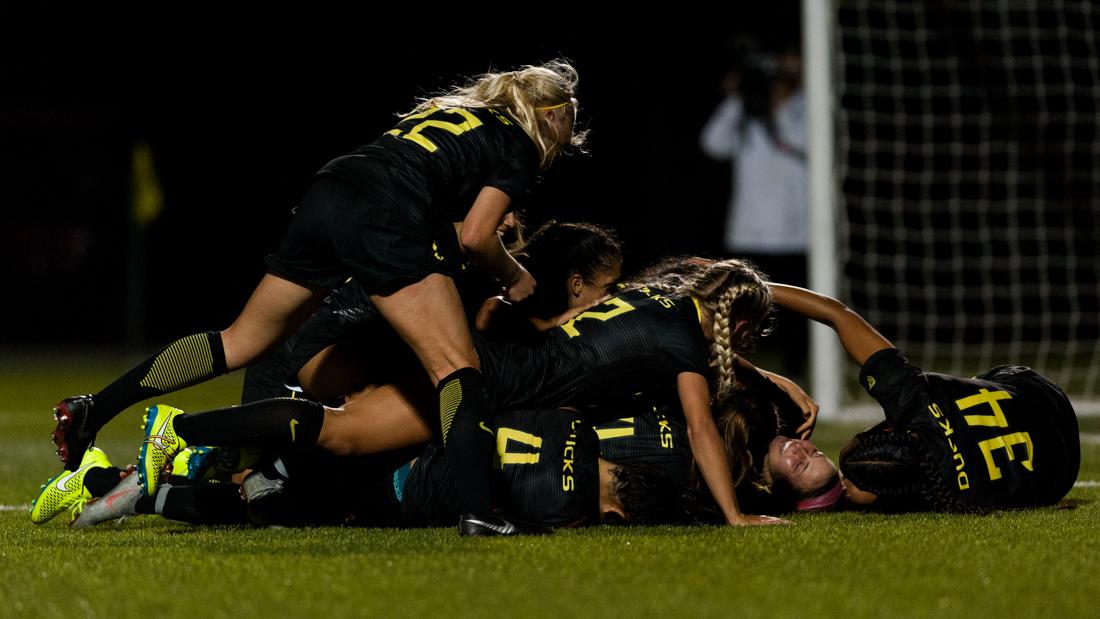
<box><xmin>728</xmin><ymin>513</ymin><xmax>792</xmax><ymax>526</ymax></box>
<box><xmin>475</xmin><ymin>296</ymin><xmax>509</xmax><ymax>332</ymax></box>
<box><xmin>504</xmin><ymin>267</ymin><xmax>536</xmax><ymax>303</ymax></box>
<box><xmin>761</xmin><ymin>370</ymin><xmax>819</xmax><ymax>439</ymax></box>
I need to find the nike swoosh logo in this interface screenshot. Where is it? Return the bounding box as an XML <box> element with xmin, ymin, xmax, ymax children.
<box><xmin>465</xmin><ymin>517</ymin><xmax>516</xmax><ymax>535</ymax></box>
<box><xmin>290</xmin><ymin>419</ymin><xmax>299</xmax><ymax>442</ymax></box>
<box><xmin>55</xmin><ymin>462</ymin><xmax>96</xmax><ymax>492</ymax></box>
<box><xmin>152</xmin><ymin>411</ymin><xmax>173</xmax><ymax>441</ymax></box>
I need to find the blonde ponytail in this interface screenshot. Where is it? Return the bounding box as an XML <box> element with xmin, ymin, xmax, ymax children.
<box><xmin>407</xmin><ymin>59</ymin><xmax>587</xmax><ymax>168</ymax></box>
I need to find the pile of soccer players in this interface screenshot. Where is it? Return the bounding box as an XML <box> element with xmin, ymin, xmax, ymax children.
<box><xmin>32</xmin><ymin>61</ymin><xmax>1080</xmax><ymax>535</ymax></box>
<box><xmin>33</xmin><ymin>219</ymin><xmax>1080</xmax><ymax>533</ymax></box>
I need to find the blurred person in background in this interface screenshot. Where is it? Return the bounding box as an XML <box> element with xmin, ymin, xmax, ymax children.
<box><xmin>700</xmin><ymin>44</ymin><xmax>808</xmax><ymax>382</ymax></box>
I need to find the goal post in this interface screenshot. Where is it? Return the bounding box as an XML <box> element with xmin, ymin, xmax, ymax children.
<box><xmin>804</xmin><ymin>0</ymin><xmax>844</xmax><ymax>419</ymax></box>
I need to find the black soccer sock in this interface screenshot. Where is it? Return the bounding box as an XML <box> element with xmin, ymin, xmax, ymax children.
<box><xmin>172</xmin><ymin>397</ymin><xmax>324</xmax><ymax>449</ymax></box>
<box><xmin>135</xmin><ymin>494</ymin><xmax>156</xmax><ymax>515</ymax></box>
<box><xmin>83</xmin><ymin>466</ymin><xmax>126</xmax><ymax>498</ymax></box>
<box><xmin>139</xmin><ymin>484</ymin><xmax>247</xmax><ymax>525</ymax></box>
<box><xmin>91</xmin><ymin>331</ymin><xmax>228</xmax><ymax>430</ymax></box>
<box><xmin>438</xmin><ymin>367</ymin><xmax>495</xmax><ymax>514</ymax></box>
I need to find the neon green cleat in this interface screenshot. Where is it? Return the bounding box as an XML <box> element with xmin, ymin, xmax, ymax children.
<box><xmin>171</xmin><ymin>446</ymin><xmax>214</xmax><ymax>478</ymax></box>
<box><xmin>30</xmin><ymin>446</ymin><xmax>111</xmax><ymax>525</ymax></box>
<box><xmin>137</xmin><ymin>404</ymin><xmax>188</xmax><ymax>497</ymax></box>
<box><xmin>171</xmin><ymin>445</ymin><xmax>262</xmax><ymax>481</ymax></box>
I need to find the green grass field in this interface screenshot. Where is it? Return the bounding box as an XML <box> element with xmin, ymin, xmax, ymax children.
<box><xmin>2</xmin><ymin>350</ymin><xmax>1098</xmax><ymax>618</ymax></box>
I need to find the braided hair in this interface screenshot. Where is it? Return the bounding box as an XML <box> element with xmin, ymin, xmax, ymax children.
<box><xmin>625</xmin><ymin>257</ymin><xmax>774</xmax><ymax>401</ymax></box>
<box><xmin>839</xmin><ymin>425</ymin><xmax>983</xmax><ymax>514</ymax></box>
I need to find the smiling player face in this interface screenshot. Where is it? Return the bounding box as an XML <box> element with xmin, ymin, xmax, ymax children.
<box><xmin>763</xmin><ymin>436</ymin><xmax>837</xmax><ymax>495</ymax></box>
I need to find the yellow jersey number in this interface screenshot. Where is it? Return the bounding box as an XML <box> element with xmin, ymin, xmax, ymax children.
<box><xmin>595</xmin><ymin>417</ymin><xmax>636</xmax><ymax>441</ymax></box>
<box><xmin>496</xmin><ymin>427</ymin><xmax>542</xmax><ymax>467</ymax></box>
<box><xmin>386</xmin><ymin>107</ymin><xmax>483</xmax><ymax>153</ymax></box>
<box><xmin>560</xmin><ymin>297</ymin><xmax>636</xmax><ymax>338</ymax></box>
<box><xmin>956</xmin><ymin>388</ymin><xmax>1034</xmax><ymax>481</ymax></box>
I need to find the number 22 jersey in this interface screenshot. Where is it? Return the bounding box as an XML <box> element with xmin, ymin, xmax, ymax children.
<box><xmin>475</xmin><ymin>287</ymin><xmax>712</xmax><ymax>424</ymax></box>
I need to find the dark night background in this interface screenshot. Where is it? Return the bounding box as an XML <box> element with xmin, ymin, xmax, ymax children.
<box><xmin>0</xmin><ymin>9</ymin><xmax>801</xmax><ymax>348</ymax></box>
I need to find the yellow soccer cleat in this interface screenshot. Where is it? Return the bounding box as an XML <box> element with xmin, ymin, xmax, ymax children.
<box><xmin>171</xmin><ymin>446</ymin><xmax>213</xmax><ymax>478</ymax></box>
<box><xmin>137</xmin><ymin>404</ymin><xmax>188</xmax><ymax>497</ymax></box>
<box><xmin>30</xmin><ymin>446</ymin><xmax>111</xmax><ymax>525</ymax></box>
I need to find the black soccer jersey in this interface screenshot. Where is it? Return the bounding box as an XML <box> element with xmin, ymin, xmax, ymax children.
<box><xmin>476</xmin><ymin>287</ymin><xmax>712</xmax><ymax>423</ymax></box>
<box><xmin>594</xmin><ymin>399</ymin><xmax>693</xmax><ymax>485</ymax></box>
<box><xmin>320</xmin><ymin>107</ymin><xmax>539</xmax><ymax>226</ymax></box>
<box><xmin>402</xmin><ymin>409</ymin><xmax>600</xmax><ymax>527</ymax></box>
<box><xmin>851</xmin><ymin>348</ymin><xmax>1080</xmax><ymax>509</ymax></box>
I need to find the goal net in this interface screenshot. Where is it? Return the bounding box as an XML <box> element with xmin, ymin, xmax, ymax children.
<box><xmin>831</xmin><ymin>0</ymin><xmax>1100</xmax><ymax>411</ymax></box>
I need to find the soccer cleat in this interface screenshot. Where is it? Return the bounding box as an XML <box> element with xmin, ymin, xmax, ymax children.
<box><xmin>52</xmin><ymin>395</ymin><xmax>98</xmax><ymax>471</ymax></box>
<box><xmin>30</xmin><ymin>446</ymin><xmax>111</xmax><ymax>525</ymax></box>
<box><xmin>458</xmin><ymin>511</ymin><xmax>552</xmax><ymax>537</ymax></box>
<box><xmin>171</xmin><ymin>446</ymin><xmax>216</xmax><ymax>479</ymax></box>
<box><xmin>137</xmin><ymin>404</ymin><xmax>188</xmax><ymax>497</ymax></box>
<box><xmin>171</xmin><ymin>446</ymin><xmax>261</xmax><ymax>481</ymax></box>
<box><xmin>242</xmin><ymin>466</ymin><xmax>290</xmax><ymax>527</ymax></box>
<box><xmin>70</xmin><ymin>470</ymin><xmax>143</xmax><ymax>529</ymax></box>
<box><xmin>241</xmin><ymin>467</ymin><xmax>287</xmax><ymax>504</ymax></box>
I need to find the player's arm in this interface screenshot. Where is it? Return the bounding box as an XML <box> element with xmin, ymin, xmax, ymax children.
<box><xmin>678</xmin><ymin>372</ymin><xmax>789</xmax><ymax>527</ymax></box>
<box><xmin>735</xmin><ymin>356</ymin><xmax>819</xmax><ymax>438</ymax></box>
<box><xmin>460</xmin><ymin>186</ymin><xmax>535</xmax><ymax>302</ymax></box>
<box><xmin>843</xmin><ymin>478</ymin><xmax>879</xmax><ymax>507</ymax></box>
<box><xmin>768</xmin><ymin>284</ymin><xmax>894</xmax><ymax>366</ymax></box>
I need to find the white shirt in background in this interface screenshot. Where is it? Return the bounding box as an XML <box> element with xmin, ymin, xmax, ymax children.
<box><xmin>700</xmin><ymin>92</ymin><xmax>808</xmax><ymax>255</ymax></box>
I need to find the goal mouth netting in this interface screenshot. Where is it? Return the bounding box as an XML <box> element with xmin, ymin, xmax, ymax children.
<box><xmin>833</xmin><ymin>0</ymin><xmax>1100</xmax><ymax>412</ymax></box>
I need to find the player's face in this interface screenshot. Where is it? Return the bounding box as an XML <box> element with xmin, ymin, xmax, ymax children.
<box><xmin>570</xmin><ymin>262</ymin><xmax>622</xmax><ymax>310</ymax></box>
<box><xmin>765</xmin><ymin>436</ymin><xmax>837</xmax><ymax>495</ymax></box>
<box><xmin>548</xmin><ymin>97</ymin><xmax>578</xmax><ymax>145</ymax></box>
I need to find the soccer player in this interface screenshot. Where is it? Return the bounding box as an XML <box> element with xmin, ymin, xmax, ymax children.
<box><xmin>52</xmin><ymin>60</ymin><xmax>585</xmax><ymax>534</ymax></box>
<box><xmin>765</xmin><ymin>283</ymin><xmax>1080</xmax><ymax>512</ymax></box>
<box><xmin>241</xmin><ymin>220</ymin><xmax>624</xmax><ymax>405</ymax></box>
<box><xmin>73</xmin><ymin>408</ymin><xmax>695</xmax><ymax>530</ymax></box>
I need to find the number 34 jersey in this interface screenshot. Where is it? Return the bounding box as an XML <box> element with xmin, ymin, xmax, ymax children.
<box><xmin>475</xmin><ymin>288</ymin><xmax>712</xmax><ymax>424</ymax></box>
<box><xmin>854</xmin><ymin>348</ymin><xmax>1080</xmax><ymax>508</ymax></box>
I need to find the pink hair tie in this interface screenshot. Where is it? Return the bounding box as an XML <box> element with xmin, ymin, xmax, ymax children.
<box><xmin>796</xmin><ymin>479</ymin><xmax>845</xmax><ymax>512</ymax></box>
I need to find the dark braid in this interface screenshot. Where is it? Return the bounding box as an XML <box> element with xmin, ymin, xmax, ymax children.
<box><xmin>840</xmin><ymin>427</ymin><xmax>984</xmax><ymax>514</ymax></box>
